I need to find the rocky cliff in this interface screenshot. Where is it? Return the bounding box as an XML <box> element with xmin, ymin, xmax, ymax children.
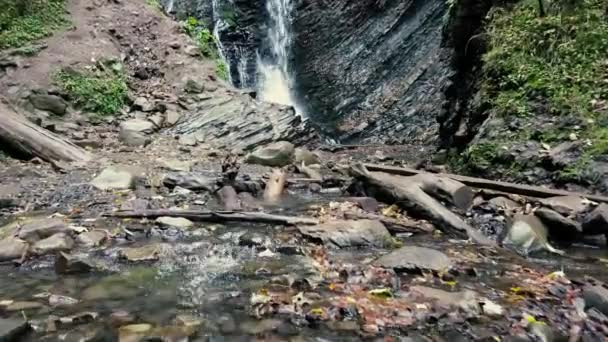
<box><xmin>292</xmin><ymin>0</ymin><xmax>450</xmax><ymax>145</ymax></box>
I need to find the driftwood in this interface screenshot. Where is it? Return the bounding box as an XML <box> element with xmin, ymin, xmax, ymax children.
<box><xmin>364</xmin><ymin>163</ymin><xmax>608</xmax><ymax>204</ymax></box>
<box><xmin>217</xmin><ymin>186</ymin><xmax>241</xmax><ymax>210</ymax></box>
<box><xmin>264</xmin><ymin>169</ymin><xmax>287</xmax><ymax>202</ymax></box>
<box><xmin>108</xmin><ymin>209</ymin><xmax>319</xmax><ymax>226</ymax></box>
<box><xmin>0</xmin><ymin>101</ymin><xmax>91</xmax><ymax>163</ymax></box>
<box><xmin>351</xmin><ymin>164</ymin><xmax>493</xmax><ymax>245</ymax></box>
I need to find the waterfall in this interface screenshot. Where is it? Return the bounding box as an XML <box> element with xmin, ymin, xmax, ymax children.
<box><xmin>257</xmin><ymin>0</ymin><xmax>300</xmax><ymax>112</ymax></box>
<box><xmin>211</xmin><ymin>0</ymin><xmax>233</xmax><ymax>85</ymax></box>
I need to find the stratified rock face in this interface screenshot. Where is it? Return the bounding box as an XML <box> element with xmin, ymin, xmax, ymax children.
<box><xmin>174</xmin><ymin>91</ymin><xmax>315</xmax><ymax>151</ymax></box>
<box><xmin>292</xmin><ymin>0</ymin><xmax>450</xmax><ymax>144</ymax></box>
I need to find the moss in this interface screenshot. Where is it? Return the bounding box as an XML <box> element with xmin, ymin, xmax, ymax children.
<box><xmin>54</xmin><ymin>64</ymin><xmax>128</xmax><ymax>116</ymax></box>
<box><xmin>0</xmin><ymin>0</ymin><xmax>69</xmax><ymax>49</ymax></box>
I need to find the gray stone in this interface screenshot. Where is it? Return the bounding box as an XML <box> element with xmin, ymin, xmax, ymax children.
<box><xmin>409</xmin><ymin>286</ymin><xmax>480</xmax><ymax>314</ymax></box>
<box><xmin>148</xmin><ymin>113</ymin><xmax>165</xmax><ymax>128</ymax></box>
<box><xmin>582</xmin><ymin>203</ymin><xmax>608</xmax><ymax>236</ymax></box>
<box><xmin>161</xmin><ymin>159</ymin><xmax>193</xmax><ymax>172</ymax></box>
<box><xmin>91</xmin><ymin>167</ymin><xmax>135</xmax><ymax>191</ymax></box>
<box><xmin>488</xmin><ymin>196</ymin><xmax>519</xmax><ymax>210</ymax></box>
<box><xmin>184</xmin><ymin>79</ymin><xmax>204</xmax><ymax>93</ymax></box>
<box><xmin>30</xmin><ymin>93</ymin><xmax>67</xmax><ymax>115</ymax></box>
<box><xmin>374</xmin><ymin>246</ymin><xmax>451</xmax><ymax>272</ymax></box>
<box><xmin>119</xmin><ymin>244</ymin><xmax>163</xmax><ymax>262</ymax></box>
<box><xmin>163</xmin><ymin>172</ymin><xmax>219</xmax><ymax>191</ymax></box>
<box><xmin>178</xmin><ymin>135</ymin><xmax>197</xmax><ymax>146</ymax></box>
<box><xmin>184</xmin><ymin>45</ymin><xmax>200</xmax><ymax>56</ymax></box>
<box><xmin>76</xmin><ymin>230</ymin><xmax>107</xmax><ymax>247</ymax></box>
<box><xmin>31</xmin><ymin>233</ymin><xmax>74</xmax><ymax>255</ymax></box>
<box><xmin>238</xmin><ymin>231</ymin><xmax>265</xmax><ymax>247</ymax></box>
<box><xmin>245</xmin><ymin>141</ymin><xmax>295</xmax><ymax>167</ymax></box>
<box><xmin>345</xmin><ymin>197</ymin><xmax>379</xmax><ymax>212</ymax></box>
<box><xmin>18</xmin><ymin>218</ymin><xmax>68</xmax><ymax>243</ymax></box>
<box><xmin>48</xmin><ymin>294</ymin><xmax>79</xmax><ymax>306</ymax></box>
<box><xmin>298</xmin><ymin>220</ymin><xmax>391</xmax><ymax>248</ymax></box>
<box><xmin>539</xmin><ymin>196</ymin><xmax>591</xmax><ymax>216</ymax></box>
<box><xmin>294</xmin><ymin>148</ymin><xmax>320</xmax><ymax>166</ymax></box>
<box><xmin>132</xmin><ymin>97</ymin><xmax>155</xmax><ymax>112</ymax></box>
<box><xmin>5</xmin><ymin>301</ymin><xmax>43</xmax><ymax>311</ymax></box>
<box><xmin>55</xmin><ymin>252</ymin><xmax>95</xmax><ymax>274</ymax></box>
<box><xmin>164</xmin><ymin>111</ymin><xmax>182</xmax><ymax>127</ymax></box>
<box><xmin>534</xmin><ymin>207</ymin><xmax>581</xmax><ymax>242</ymax></box>
<box><xmin>156</xmin><ymin>217</ymin><xmax>193</xmax><ymax>229</ymax></box>
<box><xmin>119</xmin><ymin>128</ymin><xmax>150</xmax><ymax>147</ymax></box>
<box><xmin>0</xmin><ymin>238</ymin><xmax>27</xmax><ymax>262</ymax></box>
<box><xmin>120</xmin><ymin>118</ymin><xmax>156</xmax><ymax>134</ymax></box>
<box><xmin>0</xmin><ymin>318</ymin><xmax>30</xmax><ymax>341</ymax></box>
<box><xmin>547</xmin><ymin>142</ymin><xmax>581</xmax><ymax>169</ymax></box>
<box><xmin>584</xmin><ymin>285</ymin><xmax>608</xmax><ymax>316</ymax></box>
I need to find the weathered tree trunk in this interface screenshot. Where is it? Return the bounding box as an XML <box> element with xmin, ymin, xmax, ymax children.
<box><xmin>0</xmin><ymin>101</ymin><xmax>91</xmax><ymax>163</ymax></box>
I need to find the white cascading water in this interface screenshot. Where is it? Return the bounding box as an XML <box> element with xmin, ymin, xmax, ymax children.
<box><xmin>211</xmin><ymin>0</ymin><xmax>233</xmax><ymax>85</ymax></box>
<box><xmin>257</xmin><ymin>0</ymin><xmax>300</xmax><ymax>112</ymax></box>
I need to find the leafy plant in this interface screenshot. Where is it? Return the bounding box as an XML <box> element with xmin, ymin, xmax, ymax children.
<box><xmin>215</xmin><ymin>59</ymin><xmax>229</xmax><ymax>81</ymax></box>
<box><xmin>54</xmin><ymin>66</ymin><xmax>128</xmax><ymax>116</ymax></box>
<box><xmin>0</xmin><ymin>0</ymin><xmax>69</xmax><ymax>49</ymax></box>
<box><xmin>182</xmin><ymin>16</ymin><xmax>217</xmax><ymax>58</ymax></box>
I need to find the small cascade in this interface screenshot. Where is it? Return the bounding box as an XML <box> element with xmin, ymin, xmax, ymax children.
<box><xmin>211</xmin><ymin>0</ymin><xmax>234</xmax><ymax>85</ymax></box>
<box><xmin>257</xmin><ymin>0</ymin><xmax>301</xmax><ymax>113</ymax></box>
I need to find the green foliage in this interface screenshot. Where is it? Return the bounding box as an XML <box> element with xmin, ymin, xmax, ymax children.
<box><xmin>0</xmin><ymin>0</ymin><xmax>68</xmax><ymax>49</ymax></box>
<box><xmin>182</xmin><ymin>16</ymin><xmax>217</xmax><ymax>58</ymax></box>
<box><xmin>215</xmin><ymin>59</ymin><xmax>229</xmax><ymax>81</ymax></box>
<box><xmin>145</xmin><ymin>0</ymin><xmax>162</xmax><ymax>10</ymax></box>
<box><xmin>54</xmin><ymin>66</ymin><xmax>128</xmax><ymax>116</ymax></box>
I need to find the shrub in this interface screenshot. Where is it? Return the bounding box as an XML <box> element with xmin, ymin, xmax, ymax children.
<box><xmin>183</xmin><ymin>17</ymin><xmax>217</xmax><ymax>58</ymax></box>
<box><xmin>0</xmin><ymin>0</ymin><xmax>69</xmax><ymax>49</ymax></box>
<box><xmin>215</xmin><ymin>59</ymin><xmax>229</xmax><ymax>81</ymax></box>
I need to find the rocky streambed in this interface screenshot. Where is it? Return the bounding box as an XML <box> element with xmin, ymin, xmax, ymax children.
<box><xmin>2</xmin><ymin>135</ymin><xmax>608</xmax><ymax>341</ymax></box>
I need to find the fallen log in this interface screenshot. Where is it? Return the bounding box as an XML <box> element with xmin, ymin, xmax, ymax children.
<box><xmin>264</xmin><ymin>168</ymin><xmax>287</xmax><ymax>203</ymax></box>
<box><xmin>364</xmin><ymin>163</ymin><xmax>608</xmax><ymax>204</ymax></box>
<box><xmin>107</xmin><ymin>209</ymin><xmax>319</xmax><ymax>226</ymax></box>
<box><xmin>351</xmin><ymin>164</ymin><xmax>494</xmax><ymax>245</ymax></box>
<box><xmin>0</xmin><ymin>100</ymin><xmax>91</xmax><ymax>163</ymax></box>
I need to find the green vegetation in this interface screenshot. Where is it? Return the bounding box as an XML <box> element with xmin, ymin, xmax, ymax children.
<box><xmin>183</xmin><ymin>17</ymin><xmax>217</xmax><ymax>58</ymax></box>
<box><xmin>145</xmin><ymin>0</ymin><xmax>162</xmax><ymax>10</ymax></box>
<box><xmin>215</xmin><ymin>59</ymin><xmax>229</xmax><ymax>81</ymax></box>
<box><xmin>0</xmin><ymin>0</ymin><xmax>69</xmax><ymax>49</ymax></box>
<box><xmin>457</xmin><ymin>0</ymin><xmax>608</xmax><ymax>183</ymax></box>
<box><xmin>54</xmin><ymin>65</ymin><xmax>128</xmax><ymax>117</ymax></box>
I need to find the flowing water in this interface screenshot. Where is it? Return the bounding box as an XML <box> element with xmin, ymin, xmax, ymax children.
<box><xmin>211</xmin><ymin>0</ymin><xmax>234</xmax><ymax>85</ymax></box>
<box><xmin>257</xmin><ymin>0</ymin><xmax>301</xmax><ymax>112</ymax></box>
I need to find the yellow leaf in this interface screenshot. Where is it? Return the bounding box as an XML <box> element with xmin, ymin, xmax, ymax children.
<box><xmin>369</xmin><ymin>288</ymin><xmax>393</xmax><ymax>298</ymax></box>
<box><xmin>310</xmin><ymin>308</ymin><xmax>325</xmax><ymax>315</ymax></box>
<box><xmin>442</xmin><ymin>280</ymin><xmax>457</xmax><ymax>289</ymax></box>
<box><xmin>381</xmin><ymin>204</ymin><xmax>400</xmax><ymax>218</ymax></box>
<box><xmin>328</xmin><ymin>283</ymin><xmax>336</xmax><ymax>291</ymax></box>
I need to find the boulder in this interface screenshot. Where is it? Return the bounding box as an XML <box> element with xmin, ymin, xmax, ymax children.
<box><xmin>132</xmin><ymin>97</ymin><xmax>156</xmax><ymax>112</ymax></box>
<box><xmin>160</xmin><ymin>159</ymin><xmax>193</xmax><ymax>172</ymax></box>
<box><xmin>30</xmin><ymin>93</ymin><xmax>67</xmax><ymax>115</ymax></box>
<box><xmin>119</xmin><ymin>128</ymin><xmax>151</xmax><ymax>147</ymax></box>
<box><xmin>163</xmin><ymin>172</ymin><xmax>219</xmax><ymax>191</ymax></box>
<box><xmin>245</xmin><ymin>141</ymin><xmax>295</xmax><ymax>167</ymax></box>
<box><xmin>538</xmin><ymin>196</ymin><xmax>591</xmax><ymax>216</ymax></box>
<box><xmin>76</xmin><ymin>230</ymin><xmax>107</xmax><ymax>247</ymax></box>
<box><xmin>91</xmin><ymin>167</ymin><xmax>135</xmax><ymax>191</ymax></box>
<box><xmin>184</xmin><ymin>79</ymin><xmax>204</xmax><ymax>93</ymax></box>
<box><xmin>31</xmin><ymin>233</ymin><xmax>74</xmax><ymax>255</ymax></box>
<box><xmin>155</xmin><ymin>217</ymin><xmax>194</xmax><ymax>229</ymax></box>
<box><xmin>18</xmin><ymin>218</ymin><xmax>68</xmax><ymax>243</ymax></box>
<box><xmin>55</xmin><ymin>252</ymin><xmax>95</xmax><ymax>274</ymax></box>
<box><xmin>294</xmin><ymin>148</ymin><xmax>320</xmax><ymax>166</ymax></box>
<box><xmin>120</xmin><ymin>118</ymin><xmax>156</xmax><ymax>134</ymax></box>
<box><xmin>502</xmin><ymin>214</ymin><xmax>562</xmax><ymax>255</ymax></box>
<box><xmin>582</xmin><ymin>203</ymin><xmax>608</xmax><ymax>236</ymax></box>
<box><xmin>164</xmin><ymin>111</ymin><xmax>182</xmax><ymax>127</ymax></box>
<box><xmin>0</xmin><ymin>238</ymin><xmax>28</xmax><ymax>262</ymax></box>
<box><xmin>374</xmin><ymin>246</ymin><xmax>451</xmax><ymax>272</ymax></box>
<box><xmin>345</xmin><ymin>197</ymin><xmax>379</xmax><ymax>212</ymax></box>
<box><xmin>238</xmin><ymin>231</ymin><xmax>266</xmax><ymax>247</ymax></box>
<box><xmin>584</xmin><ymin>285</ymin><xmax>608</xmax><ymax>316</ymax></box>
<box><xmin>119</xmin><ymin>244</ymin><xmax>163</xmax><ymax>262</ymax></box>
<box><xmin>298</xmin><ymin>219</ymin><xmax>391</xmax><ymax>248</ymax></box>
<box><xmin>488</xmin><ymin>196</ymin><xmax>519</xmax><ymax>210</ymax></box>
<box><xmin>534</xmin><ymin>207</ymin><xmax>581</xmax><ymax>243</ymax></box>
<box><xmin>0</xmin><ymin>319</ymin><xmax>30</xmax><ymax>341</ymax></box>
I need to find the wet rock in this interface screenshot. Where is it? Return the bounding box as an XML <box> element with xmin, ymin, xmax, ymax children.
<box><xmin>55</xmin><ymin>252</ymin><xmax>95</xmax><ymax>274</ymax></box>
<box><xmin>374</xmin><ymin>246</ymin><xmax>451</xmax><ymax>272</ymax></box>
<box><xmin>488</xmin><ymin>196</ymin><xmax>519</xmax><ymax>210</ymax></box>
<box><xmin>163</xmin><ymin>172</ymin><xmax>219</xmax><ymax>191</ymax></box>
<box><xmin>161</xmin><ymin>159</ymin><xmax>193</xmax><ymax>172</ymax></box>
<box><xmin>539</xmin><ymin>196</ymin><xmax>591</xmax><ymax>216</ymax></box>
<box><xmin>184</xmin><ymin>79</ymin><xmax>204</xmax><ymax>93</ymax></box>
<box><xmin>30</xmin><ymin>93</ymin><xmax>67</xmax><ymax>115</ymax></box>
<box><xmin>345</xmin><ymin>197</ymin><xmax>379</xmax><ymax>212</ymax></box>
<box><xmin>534</xmin><ymin>207</ymin><xmax>581</xmax><ymax>242</ymax></box>
<box><xmin>583</xmin><ymin>285</ymin><xmax>608</xmax><ymax>316</ymax></box>
<box><xmin>5</xmin><ymin>301</ymin><xmax>43</xmax><ymax>311</ymax></box>
<box><xmin>91</xmin><ymin>167</ymin><xmax>135</xmax><ymax>190</ymax></box>
<box><xmin>246</xmin><ymin>141</ymin><xmax>295</xmax><ymax>167</ymax></box>
<box><xmin>156</xmin><ymin>217</ymin><xmax>193</xmax><ymax>229</ymax></box>
<box><xmin>218</xmin><ymin>315</ymin><xmax>237</xmax><ymax>334</ymax></box>
<box><xmin>31</xmin><ymin>233</ymin><xmax>74</xmax><ymax>255</ymax></box>
<box><xmin>18</xmin><ymin>218</ymin><xmax>68</xmax><ymax>243</ymax></box>
<box><xmin>294</xmin><ymin>148</ymin><xmax>320</xmax><ymax>165</ymax></box>
<box><xmin>119</xmin><ymin>244</ymin><xmax>162</xmax><ymax>262</ymax></box>
<box><xmin>164</xmin><ymin>110</ymin><xmax>181</xmax><ymax>127</ymax></box>
<box><xmin>76</xmin><ymin>230</ymin><xmax>107</xmax><ymax>247</ymax></box>
<box><xmin>178</xmin><ymin>134</ymin><xmax>197</xmax><ymax>146</ymax></box>
<box><xmin>48</xmin><ymin>294</ymin><xmax>79</xmax><ymax>306</ymax></box>
<box><xmin>298</xmin><ymin>219</ymin><xmax>391</xmax><ymax>248</ymax></box>
<box><xmin>582</xmin><ymin>203</ymin><xmax>608</xmax><ymax>236</ymax></box>
<box><xmin>409</xmin><ymin>286</ymin><xmax>480</xmax><ymax>315</ymax></box>
<box><xmin>132</xmin><ymin>97</ymin><xmax>156</xmax><ymax>112</ymax></box>
<box><xmin>238</xmin><ymin>231</ymin><xmax>265</xmax><ymax>247</ymax></box>
<box><xmin>0</xmin><ymin>238</ymin><xmax>28</xmax><ymax>261</ymax></box>
<box><xmin>119</xmin><ymin>129</ymin><xmax>150</xmax><ymax>147</ymax></box>
<box><xmin>547</xmin><ymin>142</ymin><xmax>581</xmax><ymax>169</ymax></box>
<box><xmin>0</xmin><ymin>319</ymin><xmax>30</xmax><ymax>341</ymax></box>
<box><xmin>502</xmin><ymin>214</ymin><xmax>562</xmax><ymax>255</ymax></box>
